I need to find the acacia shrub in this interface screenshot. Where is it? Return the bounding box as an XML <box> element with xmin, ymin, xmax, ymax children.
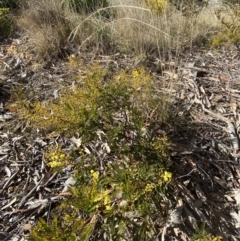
<box><xmin>16</xmin><ymin>61</ymin><xmax>189</xmax><ymax>241</ymax></box>
<box><xmin>212</xmin><ymin>4</ymin><xmax>240</xmax><ymax>48</ymax></box>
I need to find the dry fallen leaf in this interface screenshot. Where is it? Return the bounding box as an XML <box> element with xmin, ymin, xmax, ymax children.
<box><xmin>162</xmin><ymin>71</ymin><xmax>178</xmax><ymax>80</ymax></box>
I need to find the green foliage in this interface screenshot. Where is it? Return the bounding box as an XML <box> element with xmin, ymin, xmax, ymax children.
<box><xmin>191</xmin><ymin>224</ymin><xmax>223</xmax><ymax>241</ymax></box>
<box><xmin>29</xmin><ymin>152</ymin><xmax>172</xmax><ymax>240</ymax></box>
<box><xmin>0</xmin><ymin>0</ymin><xmax>28</xmax><ymax>9</ymax></box>
<box><xmin>0</xmin><ymin>8</ymin><xmax>9</xmax><ymax>16</ymax></box>
<box><xmin>0</xmin><ymin>8</ymin><xmax>12</xmax><ymax>40</ymax></box>
<box><xmin>212</xmin><ymin>5</ymin><xmax>240</xmax><ymax>48</ymax></box>
<box><xmin>20</xmin><ymin>63</ymin><xmax>176</xmax><ymax>144</ymax></box>
<box><xmin>28</xmin><ymin>217</ymin><xmax>76</xmax><ymax>241</ymax></box>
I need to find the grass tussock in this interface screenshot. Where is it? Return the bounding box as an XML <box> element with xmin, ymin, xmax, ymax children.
<box><xmin>19</xmin><ymin>0</ymin><xmax>74</xmax><ymax>59</ymax></box>
<box><xmin>110</xmin><ymin>1</ymin><xmax>219</xmax><ymax>56</ymax></box>
<box><xmin>18</xmin><ymin>0</ymin><xmax>113</xmax><ymax>59</ymax></box>
<box><xmin>17</xmin><ymin>0</ymin><xmax>222</xmax><ymax>60</ymax></box>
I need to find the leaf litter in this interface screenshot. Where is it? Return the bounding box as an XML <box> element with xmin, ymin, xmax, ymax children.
<box><xmin>0</xmin><ymin>37</ymin><xmax>240</xmax><ymax>240</ymax></box>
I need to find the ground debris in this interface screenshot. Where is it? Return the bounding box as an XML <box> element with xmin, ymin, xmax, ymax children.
<box><xmin>0</xmin><ymin>37</ymin><xmax>240</xmax><ymax>240</ymax></box>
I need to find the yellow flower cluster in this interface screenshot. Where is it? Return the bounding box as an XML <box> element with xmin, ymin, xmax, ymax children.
<box><xmin>140</xmin><ymin>0</ymin><xmax>168</xmax><ymax>15</ymax></box>
<box><xmin>102</xmin><ymin>190</ymin><xmax>112</xmax><ymax>211</ymax></box>
<box><xmin>132</xmin><ymin>70</ymin><xmax>139</xmax><ymax>78</ymax></box>
<box><xmin>90</xmin><ymin>170</ymin><xmax>99</xmax><ymax>182</ymax></box>
<box><xmin>90</xmin><ymin>170</ymin><xmax>112</xmax><ymax>211</ymax></box>
<box><xmin>45</xmin><ymin>147</ymin><xmax>68</xmax><ymax>171</ymax></box>
<box><xmin>145</xmin><ymin>183</ymin><xmax>155</xmax><ymax>192</ymax></box>
<box><xmin>162</xmin><ymin>171</ymin><xmax>172</xmax><ymax>182</ymax></box>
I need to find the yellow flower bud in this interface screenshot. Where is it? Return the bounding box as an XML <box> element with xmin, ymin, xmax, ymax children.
<box><xmin>162</xmin><ymin>171</ymin><xmax>172</xmax><ymax>182</ymax></box>
<box><xmin>60</xmin><ymin>154</ymin><xmax>65</xmax><ymax>159</ymax></box>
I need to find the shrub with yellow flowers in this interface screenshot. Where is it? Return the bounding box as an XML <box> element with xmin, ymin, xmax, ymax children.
<box><xmin>29</xmin><ymin>153</ymin><xmax>173</xmax><ymax>241</ymax></box>
<box><xmin>211</xmin><ymin>5</ymin><xmax>240</xmax><ymax>49</ymax></box>
<box><xmin>18</xmin><ymin>63</ymin><xmax>184</xmax><ymax>240</ymax></box>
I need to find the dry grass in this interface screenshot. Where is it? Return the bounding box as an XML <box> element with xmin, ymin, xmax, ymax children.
<box><xmin>109</xmin><ymin>0</ymin><xmax>220</xmax><ymax>57</ymax></box>
<box><xmin>19</xmin><ymin>0</ymin><xmax>74</xmax><ymax>59</ymax></box>
<box><xmin>19</xmin><ymin>0</ymin><xmax>117</xmax><ymax>59</ymax></box>
<box><xmin>18</xmin><ymin>0</ymin><xmax>221</xmax><ymax>60</ymax></box>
